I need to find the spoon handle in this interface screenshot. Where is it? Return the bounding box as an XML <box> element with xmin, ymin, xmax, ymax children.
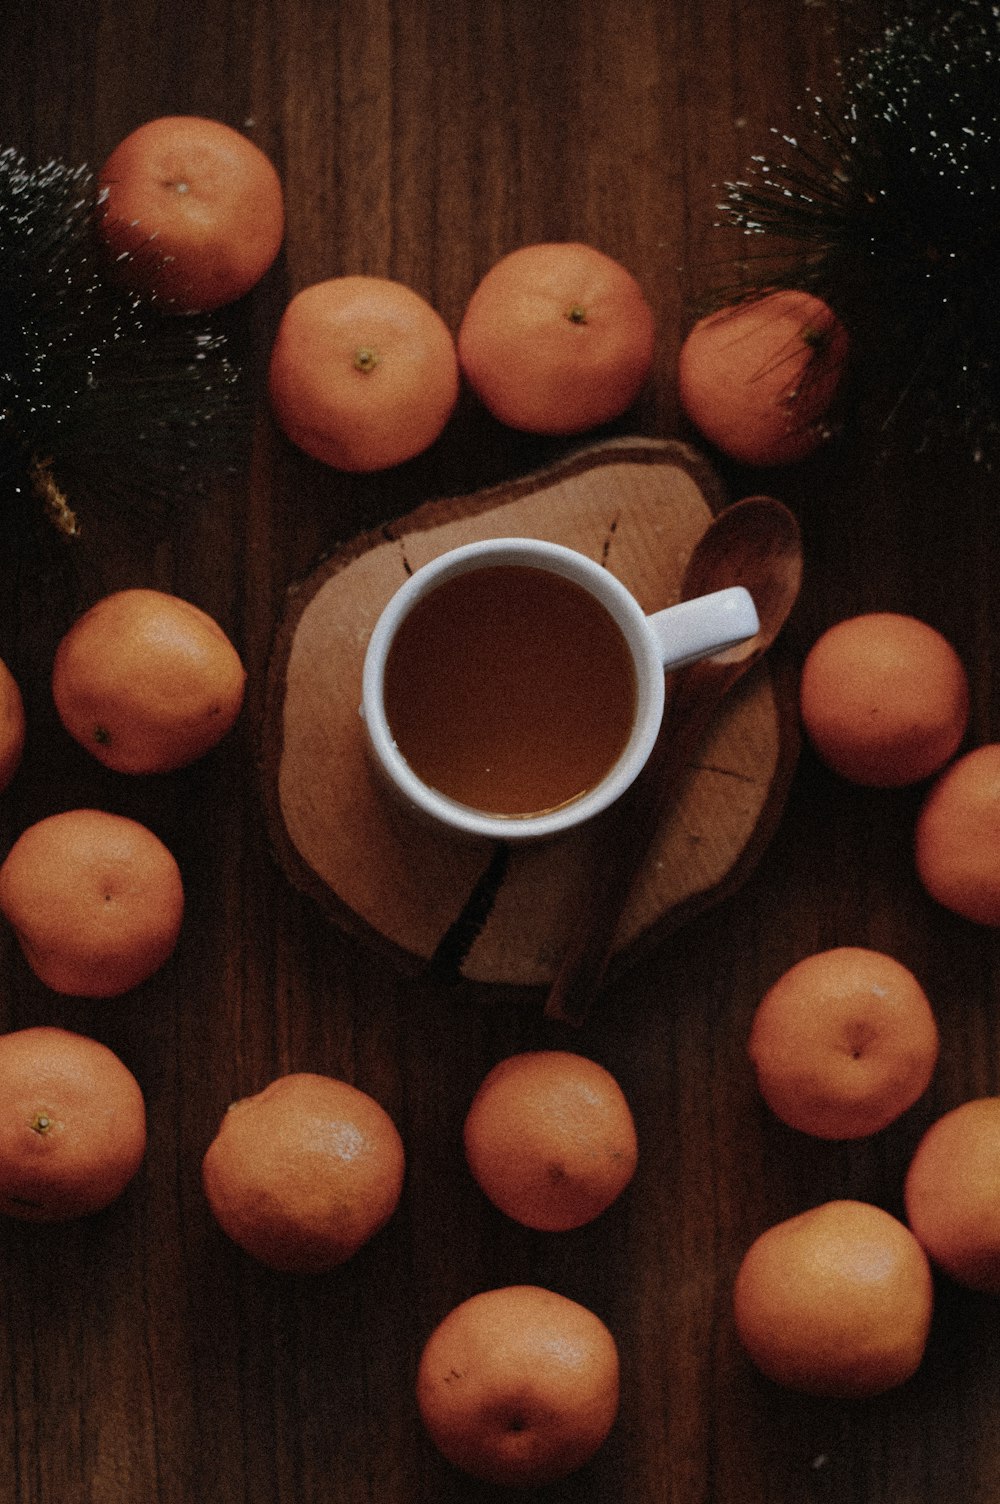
<box><xmin>544</xmin><ymin>670</ymin><xmax>724</xmax><ymax>1026</ymax></box>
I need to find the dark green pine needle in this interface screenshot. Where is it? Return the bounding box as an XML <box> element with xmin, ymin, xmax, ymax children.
<box><xmin>715</xmin><ymin>2</ymin><xmax>1000</xmax><ymax>460</ymax></box>
<box><xmin>0</xmin><ymin>147</ymin><xmax>248</xmax><ymax>532</ymax></box>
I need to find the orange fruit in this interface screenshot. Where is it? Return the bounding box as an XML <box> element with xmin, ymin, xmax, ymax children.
<box><xmin>915</xmin><ymin>744</ymin><xmax>1000</xmax><ymax>924</ymax></box>
<box><xmin>268</xmin><ymin>276</ymin><xmax>459</xmax><ymax>471</ymax></box>
<box><xmin>678</xmin><ymin>289</ymin><xmax>849</xmax><ymax>465</ymax></box>
<box><xmin>52</xmin><ymin>588</ymin><xmax>246</xmax><ymax>775</ymax></box>
<box><xmin>416</xmin><ymin>1284</ymin><xmax>619</xmax><ymax>1486</ymax></box>
<box><xmin>457</xmin><ymin>241</ymin><xmax>655</xmax><ymax>434</ymax></box>
<box><xmin>799</xmin><ymin>612</ymin><xmax>969</xmax><ymax>787</ymax></box>
<box><xmin>747</xmin><ymin>947</ymin><xmax>939</xmax><ymax>1139</ymax></box>
<box><xmin>0</xmin><ymin>809</ymin><xmax>184</xmax><ymax>997</ymax></box>
<box><xmin>463</xmin><ymin>1050</ymin><xmax>638</xmax><ymax>1231</ymax></box>
<box><xmin>0</xmin><ymin>1026</ymin><xmax>145</xmax><ymax>1221</ymax></box>
<box><xmin>904</xmin><ymin>1096</ymin><xmax>1000</xmax><ymax>1292</ymax></box>
<box><xmin>0</xmin><ymin>655</ymin><xmax>25</xmax><ymax>793</ymax></box>
<box><xmin>201</xmin><ymin>1072</ymin><xmax>405</xmax><ymax>1273</ymax></box>
<box><xmin>732</xmin><ymin>1199</ymin><xmax>933</xmax><ymax>1397</ymax></box>
<box><xmin>98</xmin><ymin>115</ymin><xmax>284</xmax><ymax>311</ymax></box>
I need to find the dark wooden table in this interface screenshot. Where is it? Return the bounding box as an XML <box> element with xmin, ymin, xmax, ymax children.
<box><xmin>3</xmin><ymin>3</ymin><xmax>999</xmax><ymax>1500</ymax></box>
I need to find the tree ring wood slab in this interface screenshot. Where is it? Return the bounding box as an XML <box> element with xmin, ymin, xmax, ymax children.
<box><xmin>261</xmin><ymin>437</ymin><xmax>799</xmax><ymax>986</ymax></box>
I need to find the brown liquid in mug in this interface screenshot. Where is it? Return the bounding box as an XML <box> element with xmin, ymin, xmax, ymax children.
<box><xmin>383</xmin><ymin>564</ymin><xmax>638</xmax><ymax>817</ymax></box>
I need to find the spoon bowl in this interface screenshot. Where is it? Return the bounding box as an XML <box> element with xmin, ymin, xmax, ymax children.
<box><xmin>545</xmin><ymin>494</ymin><xmax>803</xmax><ymax>1025</ymax></box>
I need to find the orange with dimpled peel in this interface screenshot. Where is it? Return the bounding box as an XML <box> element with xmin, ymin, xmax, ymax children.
<box><xmin>0</xmin><ymin>1026</ymin><xmax>146</xmax><ymax>1221</ymax></box>
<box><xmin>463</xmin><ymin>1050</ymin><xmax>638</xmax><ymax>1230</ymax></box>
<box><xmin>799</xmin><ymin>612</ymin><xmax>969</xmax><ymax>787</ymax></box>
<box><xmin>98</xmin><ymin>115</ymin><xmax>284</xmax><ymax>312</ymax></box>
<box><xmin>678</xmin><ymin>289</ymin><xmax>849</xmax><ymax>465</ymax></box>
<box><xmin>915</xmin><ymin>743</ymin><xmax>1000</xmax><ymax>924</ymax></box>
<box><xmin>748</xmin><ymin>946</ymin><xmax>939</xmax><ymax>1139</ymax></box>
<box><xmin>0</xmin><ymin>656</ymin><xmax>25</xmax><ymax>793</ymax></box>
<box><xmin>268</xmin><ymin>275</ymin><xmax>459</xmax><ymax>472</ymax></box>
<box><xmin>733</xmin><ymin>1199</ymin><xmax>933</xmax><ymax>1397</ymax></box>
<box><xmin>416</xmin><ymin>1284</ymin><xmax>620</xmax><ymax>1486</ymax></box>
<box><xmin>905</xmin><ymin>1096</ymin><xmax>1000</xmax><ymax>1292</ymax></box>
<box><xmin>0</xmin><ymin>809</ymin><xmax>184</xmax><ymax>997</ymax></box>
<box><xmin>457</xmin><ymin>241</ymin><xmax>656</xmax><ymax>435</ymax></box>
<box><xmin>201</xmin><ymin>1072</ymin><xmax>406</xmax><ymax>1273</ymax></box>
<box><xmin>52</xmin><ymin>588</ymin><xmax>246</xmax><ymax>775</ymax></box>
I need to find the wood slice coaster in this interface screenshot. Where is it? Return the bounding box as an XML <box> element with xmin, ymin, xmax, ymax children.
<box><xmin>261</xmin><ymin>437</ymin><xmax>799</xmax><ymax>986</ymax></box>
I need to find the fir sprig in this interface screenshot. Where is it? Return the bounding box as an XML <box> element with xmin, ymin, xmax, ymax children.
<box><xmin>0</xmin><ymin>147</ymin><xmax>247</xmax><ymax>533</ymax></box>
<box><xmin>716</xmin><ymin>2</ymin><xmax>1000</xmax><ymax>459</ymax></box>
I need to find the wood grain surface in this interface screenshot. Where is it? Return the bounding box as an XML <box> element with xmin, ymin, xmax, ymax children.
<box><xmin>3</xmin><ymin>4</ymin><xmax>999</xmax><ymax>1503</ymax></box>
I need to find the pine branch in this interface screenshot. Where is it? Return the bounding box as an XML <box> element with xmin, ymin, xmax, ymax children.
<box><xmin>713</xmin><ymin>2</ymin><xmax>1000</xmax><ymax>460</ymax></box>
<box><xmin>0</xmin><ymin>147</ymin><xmax>249</xmax><ymax>529</ymax></box>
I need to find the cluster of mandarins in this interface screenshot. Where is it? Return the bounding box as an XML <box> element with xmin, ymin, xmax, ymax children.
<box><xmin>0</xmin><ymin>588</ymin><xmax>248</xmax><ymax>1219</ymax></box>
<box><xmin>204</xmin><ymin>1050</ymin><xmax>637</xmax><ymax>1488</ymax></box>
<box><xmin>0</xmin><ymin>579</ymin><xmax>632</xmax><ymax>1486</ymax></box>
<box><xmin>95</xmin><ymin>119</ymin><xmax>854</xmax><ymax>477</ymax></box>
<box><xmin>0</xmin><ymin>113</ymin><xmax>658</xmax><ymax>1491</ymax></box>
<box><xmin>21</xmin><ymin>111</ymin><xmax>1000</xmax><ymax>1475</ymax></box>
<box><xmin>0</xmin><ymin>588</ymin><xmax>245</xmax><ymax>994</ymax></box>
<box><xmin>731</xmin><ymin>610</ymin><xmax>1000</xmax><ymax>1400</ymax></box>
<box><xmin>95</xmin><ymin>117</ymin><xmax>658</xmax><ymax>469</ymax></box>
<box><xmin>87</xmin><ymin>115</ymin><xmax>662</xmax><ymax>1487</ymax></box>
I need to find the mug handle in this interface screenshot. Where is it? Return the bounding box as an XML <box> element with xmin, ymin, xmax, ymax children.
<box><xmin>648</xmin><ymin>586</ymin><xmax>759</xmax><ymax>671</ymax></box>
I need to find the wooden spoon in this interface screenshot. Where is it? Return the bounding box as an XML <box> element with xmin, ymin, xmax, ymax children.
<box><xmin>544</xmin><ymin>494</ymin><xmax>803</xmax><ymax>1026</ymax></box>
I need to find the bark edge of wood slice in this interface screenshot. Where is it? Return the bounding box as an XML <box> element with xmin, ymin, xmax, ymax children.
<box><xmin>261</xmin><ymin>437</ymin><xmax>799</xmax><ymax>986</ymax></box>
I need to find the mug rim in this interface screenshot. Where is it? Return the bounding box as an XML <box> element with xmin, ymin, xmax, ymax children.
<box><xmin>360</xmin><ymin>537</ymin><xmax>665</xmax><ymax>843</ymax></box>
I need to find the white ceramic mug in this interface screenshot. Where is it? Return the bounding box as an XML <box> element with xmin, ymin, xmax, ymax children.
<box><xmin>361</xmin><ymin>536</ymin><xmax>758</xmax><ymax>842</ymax></box>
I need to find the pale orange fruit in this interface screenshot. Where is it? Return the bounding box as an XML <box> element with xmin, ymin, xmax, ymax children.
<box><xmin>0</xmin><ymin>655</ymin><xmax>25</xmax><ymax>793</ymax></box>
<box><xmin>463</xmin><ymin>1050</ymin><xmax>638</xmax><ymax>1230</ymax></box>
<box><xmin>98</xmin><ymin>115</ymin><xmax>284</xmax><ymax>311</ymax></box>
<box><xmin>800</xmin><ymin>613</ymin><xmax>969</xmax><ymax>786</ymax></box>
<box><xmin>52</xmin><ymin>587</ymin><xmax>246</xmax><ymax>775</ymax></box>
<box><xmin>915</xmin><ymin>744</ymin><xmax>1000</xmax><ymax>924</ymax></box>
<box><xmin>0</xmin><ymin>1026</ymin><xmax>146</xmax><ymax>1220</ymax></box>
<box><xmin>0</xmin><ymin>809</ymin><xmax>184</xmax><ymax>997</ymax></box>
<box><xmin>202</xmin><ymin>1072</ymin><xmax>406</xmax><ymax>1273</ymax></box>
<box><xmin>416</xmin><ymin>1284</ymin><xmax>620</xmax><ymax>1486</ymax></box>
<box><xmin>733</xmin><ymin>1199</ymin><xmax>933</xmax><ymax>1397</ymax></box>
<box><xmin>748</xmin><ymin>947</ymin><xmax>939</xmax><ymax>1139</ymax></box>
<box><xmin>457</xmin><ymin>241</ymin><xmax>655</xmax><ymax>434</ymax></box>
<box><xmin>678</xmin><ymin>289</ymin><xmax>849</xmax><ymax>465</ymax></box>
<box><xmin>904</xmin><ymin>1096</ymin><xmax>1000</xmax><ymax>1292</ymax></box>
<box><xmin>269</xmin><ymin>276</ymin><xmax>459</xmax><ymax>471</ymax></box>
